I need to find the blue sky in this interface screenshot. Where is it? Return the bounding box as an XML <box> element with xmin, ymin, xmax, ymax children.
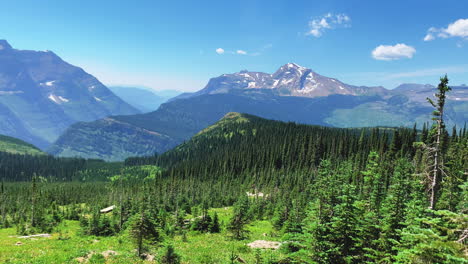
<box><xmin>1</xmin><ymin>0</ymin><xmax>467</xmax><ymax>91</ymax></box>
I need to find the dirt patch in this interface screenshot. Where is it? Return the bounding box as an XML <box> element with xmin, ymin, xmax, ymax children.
<box><xmin>236</xmin><ymin>256</ymin><xmax>247</xmax><ymax>263</ymax></box>
<box><xmin>18</xmin><ymin>234</ymin><xmax>51</xmax><ymax>239</ymax></box>
<box><xmin>141</xmin><ymin>253</ymin><xmax>156</xmax><ymax>261</ymax></box>
<box><xmin>75</xmin><ymin>250</ymin><xmax>118</xmax><ymax>262</ymax></box>
<box><xmin>75</xmin><ymin>251</ymin><xmax>95</xmax><ymax>263</ymax></box>
<box><xmin>247</xmin><ymin>240</ymin><xmax>281</xmax><ymax>249</ymax></box>
<box><xmin>102</xmin><ymin>250</ymin><xmax>118</xmax><ymax>259</ymax></box>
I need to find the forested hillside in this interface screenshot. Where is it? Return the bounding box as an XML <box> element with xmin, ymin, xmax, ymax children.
<box><xmin>1</xmin><ymin>106</ymin><xmax>466</xmax><ymax>262</ymax></box>
<box><xmin>0</xmin><ymin>134</ymin><xmax>45</xmax><ymax>156</ymax></box>
<box><xmin>0</xmin><ymin>150</ymin><xmax>118</xmax><ymax>181</ymax></box>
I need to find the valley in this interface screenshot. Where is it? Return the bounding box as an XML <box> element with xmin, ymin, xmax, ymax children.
<box><xmin>1</xmin><ymin>111</ymin><xmax>467</xmax><ymax>263</ymax></box>
<box><xmin>1</xmin><ymin>3</ymin><xmax>467</xmax><ymax>262</ymax></box>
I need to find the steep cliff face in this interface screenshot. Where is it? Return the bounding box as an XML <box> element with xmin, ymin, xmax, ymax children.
<box><xmin>0</xmin><ymin>40</ymin><xmax>139</xmax><ymax>148</ymax></box>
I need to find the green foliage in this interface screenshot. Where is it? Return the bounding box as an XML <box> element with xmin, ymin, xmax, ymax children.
<box><xmin>395</xmin><ymin>209</ymin><xmax>468</xmax><ymax>263</ymax></box>
<box><xmin>0</xmin><ymin>111</ymin><xmax>466</xmax><ymax>262</ymax></box>
<box><xmin>128</xmin><ymin>210</ymin><xmax>163</xmax><ymax>257</ymax></box>
<box><xmin>210</xmin><ymin>212</ymin><xmax>221</xmax><ymax>233</ymax></box>
<box><xmin>80</xmin><ymin>211</ymin><xmax>117</xmax><ymax>237</ymax></box>
<box><xmin>161</xmin><ymin>244</ymin><xmax>181</xmax><ymax>264</ymax></box>
<box><xmin>228</xmin><ymin>196</ymin><xmax>251</xmax><ymax>240</ymax></box>
<box><xmin>0</xmin><ymin>134</ymin><xmax>45</xmax><ymax>156</ymax></box>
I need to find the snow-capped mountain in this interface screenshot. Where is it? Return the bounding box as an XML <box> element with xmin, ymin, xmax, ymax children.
<box><xmin>181</xmin><ymin>63</ymin><xmax>387</xmax><ymax>99</ymax></box>
<box><xmin>0</xmin><ymin>40</ymin><xmax>139</xmax><ymax>148</ymax></box>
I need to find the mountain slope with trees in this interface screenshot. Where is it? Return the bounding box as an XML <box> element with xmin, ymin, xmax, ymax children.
<box><xmin>48</xmin><ymin>64</ymin><xmax>467</xmax><ymax>161</ymax></box>
<box><xmin>0</xmin><ymin>134</ymin><xmax>45</xmax><ymax>156</ymax></box>
<box><xmin>2</xmin><ymin>107</ymin><xmax>466</xmax><ymax>262</ymax></box>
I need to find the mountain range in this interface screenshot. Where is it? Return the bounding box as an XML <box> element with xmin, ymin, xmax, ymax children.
<box><xmin>0</xmin><ymin>40</ymin><xmax>139</xmax><ymax>149</ymax></box>
<box><xmin>48</xmin><ymin>63</ymin><xmax>467</xmax><ymax>161</ymax></box>
<box><xmin>175</xmin><ymin>63</ymin><xmax>388</xmax><ymax>100</ymax></box>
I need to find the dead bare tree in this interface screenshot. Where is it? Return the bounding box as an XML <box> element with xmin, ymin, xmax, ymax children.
<box><xmin>425</xmin><ymin>75</ymin><xmax>451</xmax><ymax>210</ymax></box>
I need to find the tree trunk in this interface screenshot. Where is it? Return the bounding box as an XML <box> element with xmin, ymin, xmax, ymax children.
<box><xmin>137</xmin><ymin>214</ymin><xmax>144</xmax><ymax>257</ymax></box>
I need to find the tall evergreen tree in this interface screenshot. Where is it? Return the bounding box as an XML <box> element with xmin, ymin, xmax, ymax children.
<box><xmin>425</xmin><ymin>75</ymin><xmax>451</xmax><ymax>210</ymax></box>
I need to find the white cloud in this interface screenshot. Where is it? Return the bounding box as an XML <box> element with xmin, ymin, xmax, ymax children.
<box><xmin>445</xmin><ymin>19</ymin><xmax>468</xmax><ymax>38</ymax></box>
<box><xmin>424</xmin><ymin>18</ymin><xmax>468</xmax><ymax>41</ymax></box>
<box><xmin>424</xmin><ymin>34</ymin><xmax>435</xmax><ymax>41</ymax></box>
<box><xmin>371</xmin><ymin>44</ymin><xmax>416</xmax><ymax>61</ymax></box>
<box><xmin>215</xmin><ymin>45</ymin><xmax>270</xmax><ymax>56</ymax></box>
<box><xmin>306</xmin><ymin>13</ymin><xmax>351</xmax><ymax>37</ymax></box>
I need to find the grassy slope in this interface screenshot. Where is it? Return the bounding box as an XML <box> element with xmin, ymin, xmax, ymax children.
<box><xmin>0</xmin><ymin>134</ymin><xmax>45</xmax><ymax>155</ymax></box>
<box><xmin>0</xmin><ymin>208</ymin><xmax>284</xmax><ymax>264</ymax></box>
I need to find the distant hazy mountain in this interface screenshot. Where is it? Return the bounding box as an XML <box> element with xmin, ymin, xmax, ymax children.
<box><xmin>49</xmin><ymin>63</ymin><xmax>467</xmax><ymax>161</ymax></box>
<box><xmin>109</xmin><ymin>86</ymin><xmax>182</xmax><ymax>112</ymax></box>
<box><xmin>0</xmin><ymin>40</ymin><xmax>139</xmax><ymax>149</ymax></box>
<box><xmin>48</xmin><ymin>117</ymin><xmax>178</xmax><ymax>161</ymax></box>
<box><xmin>153</xmin><ymin>89</ymin><xmax>183</xmax><ymax>99</ymax></box>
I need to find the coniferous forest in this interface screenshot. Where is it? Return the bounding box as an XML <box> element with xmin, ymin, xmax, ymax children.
<box><xmin>0</xmin><ymin>79</ymin><xmax>467</xmax><ymax>263</ymax></box>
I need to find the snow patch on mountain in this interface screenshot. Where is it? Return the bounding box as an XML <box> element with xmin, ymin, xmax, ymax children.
<box><xmin>45</xmin><ymin>81</ymin><xmax>56</xmax><ymax>86</ymax></box>
<box><xmin>298</xmin><ymin>83</ymin><xmax>320</xmax><ymax>93</ymax></box>
<box><xmin>189</xmin><ymin>63</ymin><xmax>387</xmax><ymax>99</ymax></box>
<box><xmin>40</xmin><ymin>80</ymin><xmax>56</xmax><ymax>87</ymax></box>
<box><xmin>48</xmin><ymin>94</ymin><xmax>69</xmax><ymax>104</ymax></box>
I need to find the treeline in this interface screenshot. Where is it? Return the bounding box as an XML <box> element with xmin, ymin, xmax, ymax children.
<box><xmin>129</xmin><ymin>114</ymin><xmax>429</xmax><ymax>186</ymax></box>
<box><xmin>0</xmin><ymin>151</ymin><xmax>117</xmax><ymax>181</ymax></box>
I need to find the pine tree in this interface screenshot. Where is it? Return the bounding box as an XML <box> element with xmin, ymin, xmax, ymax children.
<box><xmin>161</xmin><ymin>245</ymin><xmax>181</xmax><ymax>264</ymax></box>
<box><xmin>228</xmin><ymin>196</ymin><xmax>250</xmax><ymax>240</ymax></box>
<box><xmin>329</xmin><ymin>184</ymin><xmax>360</xmax><ymax>263</ymax></box>
<box><xmin>31</xmin><ymin>173</ymin><xmax>38</xmax><ymax>228</ymax></box>
<box><xmin>128</xmin><ymin>209</ymin><xmax>162</xmax><ymax>257</ymax></box>
<box><xmin>210</xmin><ymin>212</ymin><xmax>221</xmax><ymax>233</ymax></box>
<box><xmin>377</xmin><ymin>159</ymin><xmax>413</xmax><ymax>262</ymax></box>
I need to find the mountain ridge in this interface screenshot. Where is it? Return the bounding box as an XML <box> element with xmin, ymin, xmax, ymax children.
<box><xmin>0</xmin><ymin>40</ymin><xmax>140</xmax><ymax>148</ymax></box>
<box><xmin>175</xmin><ymin>63</ymin><xmax>388</xmax><ymax>101</ymax></box>
<box><xmin>48</xmin><ymin>63</ymin><xmax>467</xmax><ymax>161</ymax></box>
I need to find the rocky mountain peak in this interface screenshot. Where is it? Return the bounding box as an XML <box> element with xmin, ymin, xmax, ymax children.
<box><xmin>0</xmin><ymin>40</ymin><xmax>13</xmax><ymax>51</ymax></box>
<box><xmin>274</xmin><ymin>63</ymin><xmax>308</xmax><ymax>76</ymax></box>
<box><xmin>0</xmin><ymin>40</ymin><xmax>140</xmax><ymax>148</ymax></box>
<box><xmin>181</xmin><ymin>63</ymin><xmax>390</xmax><ymax>100</ymax></box>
